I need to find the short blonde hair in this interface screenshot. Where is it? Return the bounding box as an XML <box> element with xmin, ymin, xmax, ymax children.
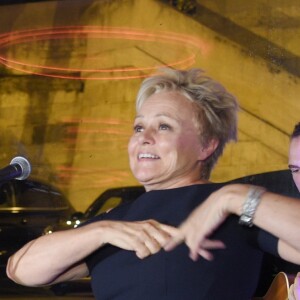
<box><xmin>136</xmin><ymin>68</ymin><xmax>239</xmax><ymax>179</ymax></box>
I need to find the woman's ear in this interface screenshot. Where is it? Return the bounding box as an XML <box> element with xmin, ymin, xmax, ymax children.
<box><xmin>198</xmin><ymin>139</ymin><xmax>219</xmax><ymax>161</ymax></box>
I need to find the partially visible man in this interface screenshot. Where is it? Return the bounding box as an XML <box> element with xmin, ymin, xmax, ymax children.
<box><xmin>289</xmin><ymin>122</ymin><xmax>300</xmax><ymax>192</ymax></box>
<box><xmin>288</xmin><ymin>122</ymin><xmax>300</xmax><ymax>300</ymax></box>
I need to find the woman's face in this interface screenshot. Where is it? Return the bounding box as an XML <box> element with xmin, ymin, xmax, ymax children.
<box><xmin>128</xmin><ymin>91</ymin><xmax>214</xmax><ymax>191</ymax></box>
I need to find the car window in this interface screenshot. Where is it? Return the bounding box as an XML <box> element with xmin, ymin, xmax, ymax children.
<box><xmin>83</xmin><ymin>186</ymin><xmax>146</xmax><ymax>219</ymax></box>
<box><xmin>96</xmin><ymin>196</ymin><xmax>122</xmax><ymax>215</ymax></box>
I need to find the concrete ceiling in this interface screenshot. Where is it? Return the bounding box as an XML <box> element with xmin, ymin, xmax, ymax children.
<box><xmin>194</xmin><ymin>0</ymin><xmax>300</xmax><ymax>75</ymax></box>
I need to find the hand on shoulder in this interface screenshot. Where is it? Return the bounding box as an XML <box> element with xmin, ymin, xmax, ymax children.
<box><xmin>289</xmin><ymin>273</ymin><xmax>300</xmax><ymax>300</ymax></box>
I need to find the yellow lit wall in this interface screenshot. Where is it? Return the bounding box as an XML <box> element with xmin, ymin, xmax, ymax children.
<box><xmin>0</xmin><ymin>0</ymin><xmax>298</xmax><ymax>211</ymax></box>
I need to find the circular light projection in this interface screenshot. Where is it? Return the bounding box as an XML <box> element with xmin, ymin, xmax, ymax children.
<box><xmin>0</xmin><ymin>26</ymin><xmax>210</xmax><ymax>80</ymax></box>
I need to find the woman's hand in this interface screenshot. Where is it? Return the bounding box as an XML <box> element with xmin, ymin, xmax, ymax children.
<box><xmin>164</xmin><ymin>185</ymin><xmax>249</xmax><ymax>261</ymax></box>
<box><xmin>100</xmin><ymin>219</ymin><xmax>178</xmax><ymax>259</ymax></box>
<box><xmin>289</xmin><ymin>273</ymin><xmax>300</xmax><ymax>300</ymax></box>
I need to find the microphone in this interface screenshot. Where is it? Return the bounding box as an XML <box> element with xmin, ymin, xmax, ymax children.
<box><xmin>0</xmin><ymin>156</ymin><xmax>31</xmax><ymax>182</ymax></box>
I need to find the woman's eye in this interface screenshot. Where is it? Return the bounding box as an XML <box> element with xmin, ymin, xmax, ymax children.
<box><xmin>134</xmin><ymin>125</ymin><xmax>143</xmax><ymax>133</ymax></box>
<box><xmin>290</xmin><ymin>168</ymin><xmax>300</xmax><ymax>174</ymax></box>
<box><xmin>159</xmin><ymin>124</ymin><xmax>170</xmax><ymax>130</ymax></box>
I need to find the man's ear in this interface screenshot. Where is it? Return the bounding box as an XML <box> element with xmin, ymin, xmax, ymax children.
<box><xmin>198</xmin><ymin>139</ymin><xmax>219</xmax><ymax>161</ymax></box>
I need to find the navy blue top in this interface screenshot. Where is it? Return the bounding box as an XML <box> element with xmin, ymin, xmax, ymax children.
<box><xmin>84</xmin><ymin>183</ymin><xmax>278</xmax><ymax>299</ymax></box>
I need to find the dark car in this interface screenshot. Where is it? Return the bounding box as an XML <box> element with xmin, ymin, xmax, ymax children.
<box><xmin>0</xmin><ymin>178</ymin><xmax>77</xmax><ymax>277</ymax></box>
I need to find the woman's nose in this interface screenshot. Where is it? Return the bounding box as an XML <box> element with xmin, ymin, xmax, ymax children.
<box><xmin>139</xmin><ymin>128</ymin><xmax>155</xmax><ymax>145</ymax></box>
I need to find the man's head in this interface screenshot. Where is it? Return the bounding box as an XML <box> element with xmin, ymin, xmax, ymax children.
<box><xmin>288</xmin><ymin>122</ymin><xmax>300</xmax><ymax>192</ymax></box>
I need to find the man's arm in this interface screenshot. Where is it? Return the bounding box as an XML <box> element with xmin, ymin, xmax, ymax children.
<box><xmin>165</xmin><ymin>184</ymin><xmax>300</xmax><ymax>263</ymax></box>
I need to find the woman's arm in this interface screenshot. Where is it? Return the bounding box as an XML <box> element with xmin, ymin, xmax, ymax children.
<box><xmin>7</xmin><ymin>219</ymin><xmax>176</xmax><ymax>286</ymax></box>
<box><xmin>165</xmin><ymin>184</ymin><xmax>300</xmax><ymax>263</ymax></box>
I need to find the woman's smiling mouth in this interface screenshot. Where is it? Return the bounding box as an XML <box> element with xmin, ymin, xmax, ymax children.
<box><xmin>138</xmin><ymin>153</ymin><xmax>160</xmax><ymax>159</ymax></box>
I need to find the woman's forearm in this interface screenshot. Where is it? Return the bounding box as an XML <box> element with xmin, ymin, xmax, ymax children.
<box><xmin>6</xmin><ymin>222</ymin><xmax>105</xmax><ymax>286</ymax></box>
<box><xmin>7</xmin><ymin>218</ymin><xmax>176</xmax><ymax>286</ymax></box>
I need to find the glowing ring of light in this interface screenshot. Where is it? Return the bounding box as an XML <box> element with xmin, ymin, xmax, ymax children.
<box><xmin>0</xmin><ymin>26</ymin><xmax>210</xmax><ymax>80</ymax></box>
